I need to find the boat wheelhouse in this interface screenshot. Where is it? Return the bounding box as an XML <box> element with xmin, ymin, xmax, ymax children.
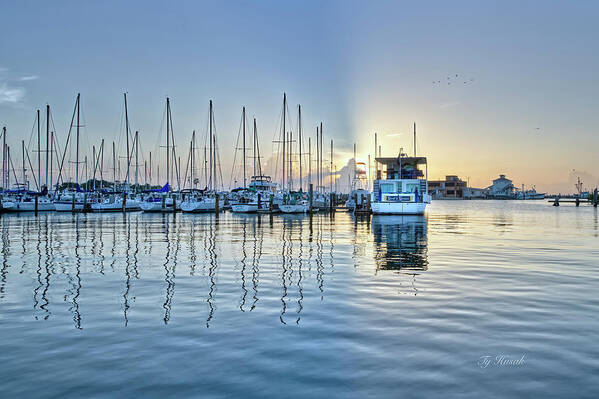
<box><xmin>371</xmin><ymin>155</ymin><xmax>430</xmax><ymax>215</ymax></box>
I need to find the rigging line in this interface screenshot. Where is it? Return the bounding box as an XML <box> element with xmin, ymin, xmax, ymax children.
<box><xmin>25</xmin><ymin>148</ymin><xmax>39</xmax><ymax>190</ymax></box>
<box><xmin>8</xmin><ymin>152</ymin><xmax>20</xmax><ymax>186</ymax></box>
<box><xmin>271</xmin><ymin>102</ymin><xmax>284</xmax><ymax>183</ymax></box>
<box><xmin>182</xmin><ymin>140</ymin><xmax>191</xmax><ymax>189</ymax></box>
<box><xmin>229</xmin><ymin>109</ymin><xmax>244</xmax><ymax>190</ymax></box>
<box><xmin>27</xmin><ymin>112</ymin><xmax>37</xmax><ymax>151</ymax></box>
<box><xmin>49</xmin><ymin>108</ymin><xmax>60</xmax><ymax>148</ymax></box>
<box><xmin>56</xmin><ymin>96</ymin><xmax>78</xmax><ymax>186</ymax></box>
<box><xmin>255</xmin><ymin>118</ymin><xmax>263</xmax><ymax>176</ymax></box>
<box><xmin>150</xmin><ymin>104</ymin><xmax>167</xmax><ymax>161</ymax></box>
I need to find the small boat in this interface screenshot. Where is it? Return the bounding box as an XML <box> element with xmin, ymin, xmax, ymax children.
<box><xmin>345</xmin><ymin>189</ymin><xmax>370</xmax><ymax>212</ymax></box>
<box><xmin>91</xmin><ymin>193</ymin><xmax>141</xmax><ymax>212</ymax></box>
<box><xmin>278</xmin><ymin>192</ymin><xmax>309</xmax><ymax>213</ymax></box>
<box><xmin>180</xmin><ymin>192</ymin><xmax>216</xmax><ymax>213</ymax></box>
<box><xmin>231</xmin><ymin>192</ymin><xmax>259</xmax><ymax>213</ymax></box>
<box><xmin>279</xmin><ymin>203</ymin><xmax>308</xmax><ymax>213</ymax></box>
<box><xmin>54</xmin><ymin>191</ymin><xmax>97</xmax><ymax>212</ymax></box>
<box><xmin>1</xmin><ymin>187</ymin><xmax>55</xmax><ymax>212</ymax></box>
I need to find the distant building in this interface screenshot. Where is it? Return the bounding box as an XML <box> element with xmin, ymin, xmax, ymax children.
<box><xmin>488</xmin><ymin>174</ymin><xmax>514</xmax><ymax>198</ymax></box>
<box><xmin>428</xmin><ymin>175</ymin><xmax>467</xmax><ymax>199</ymax></box>
<box><xmin>463</xmin><ymin>187</ymin><xmax>488</xmax><ymax>199</ymax></box>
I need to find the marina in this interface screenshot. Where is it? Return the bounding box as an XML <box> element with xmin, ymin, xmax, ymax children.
<box><xmin>1</xmin><ymin>201</ymin><xmax>598</xmax><ymax>397</ymax></box>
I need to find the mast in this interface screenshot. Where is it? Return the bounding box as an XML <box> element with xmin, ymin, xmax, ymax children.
<box><xmin>46</xmin><ymin>105</ymin><xmax>49</xmax><ymax>188</ymax></box>
<box><xmin>203</xmin><ymin>145</ymin><xmax>207</xmax><ymax>189</ymax></box>
<box><xmin>22</xmin><ymin>140</ymin><xmax>25</xmax><ymax>189</ymax></box>
<box><xmin>353</xmin><ymin>142</ymin><xmax>357</xmax><ymax>190</ymax></box>
<box><xmin>298</xmin><ymin>105</ymin><xmax>302</xmax><ymax>191</ymax></box>
<box><xmin>191</xmin><ymin>130</ymin><xmax>195</xmax><ymax>189</ymax></box>
<box><xmin>100</xmin><ymin>139</ymin><xmax>104</xmax><ymax>190</ymax></box>
<box><xmin>242</xmin><ymin>106</ymin><xmax>246</xmax><ymax>188</ymax></box>
<box><xmin>316</xmin><ymin>126</ymin><xmax>319</xmax><ymax>191</ymax></box>
<box><xmin>308</xmin><ymin>137</ymin><xmax>311</xmax><ymax>187</ymax></box>
<box><xmin>92</xmin><ymin>145</ymin><xmax>96</xmax><ymax>191</ymax></box>
<box><xmin>6</xmin><ymin>146</ymin><xmax>10</xmax><ymax>189</ymax></box>
<box><xmin>76</xmin><ymin>93</ymin><xmax>80</xmax><ymax>185</ymax></box>
<box><xmin>149</xmin><ymin>152</ymin><xmax>152</xmax><ymax>186</ymax></box>
<box><xmin>112</xmin><ymin>141</ymin><xmax>116</xmax><ymax>188</ymax></box>
<box><xmin>50</xmin><ymin>131</ymin><xmax>53</xmax><ymax>191</ymax></box>
<box><xmin>282</xmin><ymin>93</ymin><xmax>286</xmax><ymax>191</ymax></box>
<box><xmin>253</xmin><ymin>118</ymin><xmax>256</xmax><ymax>177</ymax></box>
<box><xmin>213</xmin><ymin>133</ymin><xmax>217</xmax><ymax>191</ymax></box>
<box><xmin>330</xmin><ymin>139</ymin><xmax>333</xmax><ymax>193</ymax></box>
<box><xmin>289</xmin><ymin>129</ymin><xmax>292</xmax><ymax>190</ymax></box>
<box><xmin>166</xmin><ymin>97</ymin><xmax>171</xmax><ymax>188</ymax></box>
<box><xmin>2</xmin><ymin>126</ymin><xmax>5</xmax><ymax>191</ymax></box>
<box><xmin>320</xmin><ymin>122</ymin><xmax>323</xmax><ymax>193</ymax></box>
<box><xmin>37</xmin><ymin>109</ymin><xmax>41</xmax><ymax>190</ymax></box>
<box><xmin>413</xmin><ymin>122</ymin><xmax>416</xmax><ymax>157</ymax></box>
<box><xmin>374</xmin><ymin>132</ymin><xmax>378</xmax><ymax>179</ymax></box>
<box><xmin>209</xmin><ymin>100</ymin><xmax>213</xmax><ymax>190</ymax></box>
<box><xmin>124</xmin><ymin>93</ymin><xmax>130</xmax><ymax>187</ymax></box>
<box><xmin>135</xmin><ymin>130</ymin><xmax>139</xmax><ymax>191</ymax></box>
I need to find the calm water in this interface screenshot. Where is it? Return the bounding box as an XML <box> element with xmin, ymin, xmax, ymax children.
<box><xmin>1</xmin><ymin>201</ymin><xmax>598</xmax><ymax>398</ymax></box>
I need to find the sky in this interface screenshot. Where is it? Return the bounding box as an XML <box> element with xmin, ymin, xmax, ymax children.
<box><xmin>0</xmin><ymin>0</ymin><xmax>597</xmax><ymax>193</ymax></box>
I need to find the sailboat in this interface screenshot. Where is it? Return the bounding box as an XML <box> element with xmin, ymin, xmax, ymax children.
<box><xmin>181</xmin><ymin>100</ymin><xmax>218</xmax><ymax>213</ymax></box>
<box><xmin>54</xmin><ymin>94</ymin><xmax>99</xmax><ymax>212</ymax></box>
<box><xmin>93</xmin><ymin>94</ymin><xmax>141</xmax><ymax>211</ymax></box>
<box><xmin>2</xmin><ymin>110</ymin><xmax>55</xmax><ymax>212</ymax></box>
<box><xmin>142</xmin><ymin>97</ymin><xmax>181</xmax><ymax>212</ymax></box>
<box><xmin>275</xmin><ymin>93</ymin><xmax>309</xmax><ymax>214</ymax></box>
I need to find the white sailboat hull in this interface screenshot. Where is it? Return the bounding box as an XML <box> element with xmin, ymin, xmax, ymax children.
<box><xmin>180</xmin><ymin>201</ymin><xmax>215</xmax><ymax>213</ymax></box>
<box><xmin>92</xmin><ymin>199</ymin><xmax>141</xmax><ymax>212</ymax></box>
<box><xmin>54</xmin><ymin>201</ymin><xmax>86</xmax><ymax>212</ymax></box>
<box><xmin>279</xmin><ymin>204</ymin><xmax>308</xmax><ymax>213</ymax></box>
<box><xmin>141</xmin><ymin>200</ymin><xmax>178</xmax><ymax>212</ymax></box>
<box><xmin>2</xmin><ymin>200</ymin><xmax>55</xmax><ymax>212</ymax></box>
<box><xmin>231</xmin><ymin>203</ymin><xmax>258</xmax><ymax>213</ymax></box>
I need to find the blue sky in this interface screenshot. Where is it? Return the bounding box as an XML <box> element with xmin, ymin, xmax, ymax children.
<box><xmin>1</xmin><ymin>0</ymin><xmax>597</xmax><ymax>192</ymax></box>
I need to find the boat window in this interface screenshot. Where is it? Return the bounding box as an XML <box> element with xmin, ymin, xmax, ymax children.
<box><xmin>406</xmin><ymin>183</ymin><xmax>419</xmax><ymax>193</ymax></box>
<box><xmin>380</xmin><ymin>183</ymin><xmax>395</xmax><ymax>193</ymax></box>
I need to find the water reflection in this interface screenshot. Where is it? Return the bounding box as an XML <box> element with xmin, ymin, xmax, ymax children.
<box><xmin>0</xmin><ymin>212</ymin><xmax>428</xmax><ymax>328</ymax></box>
<box><xmin>371</xmin><ymin>215</ymin><xmax>428</xmax><ymax>273</ymax></box>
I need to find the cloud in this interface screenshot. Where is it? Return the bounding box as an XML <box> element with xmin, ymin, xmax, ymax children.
<box><xmin>0</xmin><ymin>83</ymin><xmax>25</xmax><ymax>104</ymax></box>
<box><xmin>440</xmin><ymin>101</ymin><xmax>461</xmax><ymax>109</ymax></box>
<box><xmin>385</xmin><ymin>133</ymin><xmax>402</xmax><ymax>137</ymax></box>
<box><xmin>19</xmin><ymin>75</ymin><xmax>39</xmax><ymax>81</ymax></box>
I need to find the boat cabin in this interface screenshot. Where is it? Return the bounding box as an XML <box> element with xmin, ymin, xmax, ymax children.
<box><xmin>373</xmin><ymin>156</ymin><xmax>428</xmax><ymax>202</ymax></box>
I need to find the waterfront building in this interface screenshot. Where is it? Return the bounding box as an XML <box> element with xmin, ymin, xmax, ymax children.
<box><xmin>463</xmin><ymin>187</ymin><xmax>489</xmax><ymax>199</ymax></box>
<box><xmin>488</xmin><ymin>174</ymin><xmax>515</xmax><ymax>198</ymax></box>
<box><xmin>428</xmin><ymin>175</ymin><xmax>467</xmax><ymax>199</ymax></box>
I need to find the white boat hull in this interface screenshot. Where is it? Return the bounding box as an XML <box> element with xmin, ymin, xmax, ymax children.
<box><xmin>91</xmin><ymin>200</ymin><xmax>140</xmax><ymax>212</ymax></box>
<box><xmin>371</xmin><ymin>202</ymin><xmax>427</xmax><ymax>215</ymax></box>
<box><xmin>279</xmin><ymin>204</ymin><xmax>308</xmax><ymax>213</ymax></box>
<box><xmin>141</xmin><ymin>201</ymin><xmax>179</xmax><ymax>212</ymax></box>
<box><xmin>2</xmin><ymin>200</ymin><xmax>55</xmax><ymax>212</ymax></box>
<box><xmin>180</xmin><ymin>201</ymin><xmax>215</xmax><ymax>213</ymax></box>
<box><xmin>231</xmin><ymin>203</ymin><xmax>258</xmax><ymax>213</ymax></box>
<box><xmin>54</xmin><ymin>201</ymin><xmax>86</xmax><ymax>212</ymax></box>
